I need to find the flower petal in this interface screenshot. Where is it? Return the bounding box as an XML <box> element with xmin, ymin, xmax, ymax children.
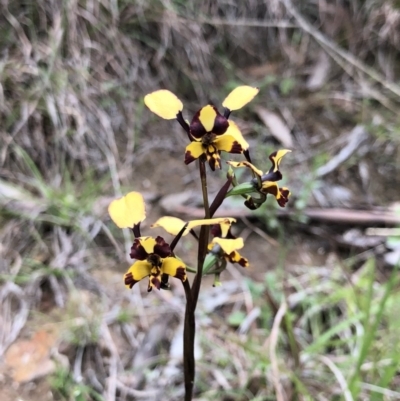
<box><xmin>222</xmin><ymin>86</ymin><xmax>259</xmax><ymax>111</ymax></box>
<box><xmin>227</xmin><ymin>160</ymin><xmax>263</xmax><ymax>177</ymax></box>
<box><xmin>260</xmin><ymin>170</ymin><xmax>282</xmax><ymax>182</ymax></box>
<box><xmin>214</xmin><ymin>134</ymin><xmax>243</xmax><ymax>154</ymax></box>
<box><xmin>108</xmin><ymin>191</ymin><xmax>146</xmax><ymax>229</ymax></box>
<box><xmin>198</xmin><ymin>105</ymin><xmax>218</xmax><ymax>132</ymax></box>
<box><xmin>187</xmin><ymin>217</ymin><xmax>236</xmax><ymax>231</ymax></box>
<box><xmin>138</xmin><ymin>236</ymin><xmax>157</xmax><ymax>255</ymax></box>
<box><xmin>224</xmin><ymin>121</ymin><xmax>249</xmax><ymax>150</ymax></box>
<box><xmin>144</xmin><ymin>90</ymin><xmax>183</xmax><ymax>120</ymax></box>
<box><xmin>184</xmin><ymin>141</ymin><xmax>204</xmax><ymax>165</ymax></box>
<box><xmin>205</xmin><ymin>150</ymin><xmax>222</xmax><ymax>171</ymax></box>
<box><xmin>162</xmin><ymin>257</ymin><xmax>187</xmax><ymax>282</ymax></box>
<box><xmin>130</xmin><ymin>237</ymin><xmax>151</xmax><ymax>260</ymax></box>
<box><xmin>151</xmin><ymin>216</ymin><xmax>190</xmax><ymax>236</ymax></box>
<box><xmin>148</xmin><ymin>268</ymin><xmax>162</xmax><ymax>291</ymax></box>
<box><xmin>268</xmin><ymin>149</ymin><xmax>291</xmax><ymax>173</ymax></box>
<box><xmin>277</xmin><ymin>187</ymin><xmax>290</xmax><ymax>207</ymax></box>
<box><xmin>124</xmin><ymin>260</ymin><xmax>152</xmax><ymax>289</ymax></box>
<box><xmin>212</xmin><ymin>237</ymin><xmax>244</xmax><ymax>255</ymax></box>
<box><xmin>261</xmin><ymin>182</ymin><xmax>291</xmax><ymax>207</ymax></box>
<box><xmin>227</xmin><ymin>250</ymin><xmax>249</xmax><ymax>267</ymax></box>
<box><xmin>153</xmin><ymin>236</ymin><xmax>172</xmax><ymax>258</ymax></box>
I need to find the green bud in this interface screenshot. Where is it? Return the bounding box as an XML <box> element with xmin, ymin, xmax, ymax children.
<box><xmin>213</xmin><ymin>273</ymin><xmax>222</xmax><ymax>287</ymax></box>
<box><xmin>226</xmin><ymin>182</ymin><xmax>256</xmax><ymax>197</ymax></box>
<box><xmin>202</xmin><ymin>253</ymin><xmax>218</xmax><ymax>275</ymax></box>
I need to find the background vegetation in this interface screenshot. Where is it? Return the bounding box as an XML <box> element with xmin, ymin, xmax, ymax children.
<box><xmin>0</xmin><ymin>0</ymin><xmax>400</xmax><ymax>400</ymax></box>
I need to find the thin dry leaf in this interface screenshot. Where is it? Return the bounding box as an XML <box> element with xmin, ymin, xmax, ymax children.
<box><xmin>255</xmin><ymin>106</ymin><xmax>294</xmax><ymax>148</ymax></box>
<box><xmin>306</xmin><ymin>50</ymin><xmax>331</xmax><ymax>90</ymax></box>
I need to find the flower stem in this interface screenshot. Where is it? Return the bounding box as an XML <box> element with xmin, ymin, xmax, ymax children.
<box><xmin>182</xmin><ymin>279</ymin><xmax>195</xmax><ymax>401</ymax></box>
<box><xmin>183</xmin><ymin>158</ymin><xmax>210</xmax><ymax>401</ymax></box>
<box><xmin>192</xmin><ymin>158</ymin><xmax>210</xmax><ymax>307</ymax></box>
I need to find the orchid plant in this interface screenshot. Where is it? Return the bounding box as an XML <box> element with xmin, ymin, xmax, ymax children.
<box><xmin>108</xmin><ymin>86</ymin><xmax>291</xmax><ymax>400</ymax></box>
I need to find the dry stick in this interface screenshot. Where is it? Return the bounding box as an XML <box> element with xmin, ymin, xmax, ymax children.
<box><xmin>268</xmin><ymin>301</ymin><xmax>288</xmax><ymax>401</ymax></box>
<box><xmin>280</xmin><ymin>0</ymin><xmax>400</xmax><ymax>99</ymax></box>
<box><xmin>183</xmin><ymin>158</ymin><xmax>211</xmax><ymax>401</ymax></box>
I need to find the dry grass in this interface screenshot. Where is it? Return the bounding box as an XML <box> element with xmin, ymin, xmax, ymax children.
<box><xmin>1</xmin><ymin>0</ymin><xmax>400</xmax><ymax>400</ymax></box>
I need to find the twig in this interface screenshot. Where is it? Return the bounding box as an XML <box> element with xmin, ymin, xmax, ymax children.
<box><xmin>316</xmin><ymin>125</ymin><xmax>368</xmax><ymax>178</ymax></box>
<box><xmin>266</xmin><ymin>300</ymin><xmax>288</xmax><ymax>401</ymax></box>
<box><xmin>0</xmin><ymin>282</ymin><xmax>29</xmax><ymax>357</ymax></box>
<box><xmin>318</xmin><ymin>355</ymin><xmax>354</xmax><ymax>401</ymax></box>
<box><xmin>280</xmin><ymin>0</ymin><xmax>400</xmax><ymax>99</ymax></box>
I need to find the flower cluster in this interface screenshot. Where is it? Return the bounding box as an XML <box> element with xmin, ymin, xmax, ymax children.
<box><xmin>108</xmin><ymin>192</ymin><xmax>245</xmax><ymax>291</ymax></box>
<box><xmin>144</xmin><ymin>86</ymin><xmax>258</xmax><ymax>171</ymax></box>
<box><xmin>108</xmin><ymin>86</ymin><xmax>291</xmax><ymax>291</ymax></box>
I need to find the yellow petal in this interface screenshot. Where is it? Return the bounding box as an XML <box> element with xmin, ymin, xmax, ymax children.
<box><xmin>162</xmin><ymin>257</ymin><xmax>187</xmax><ymax>282</ymax></box>
<box><xmin>224</xmin><ymin>121</ymin><xmax>249</xmax><ymax>150</ymax></box>
<box><xmin>108</xmin><ymin>191</ymin><xmax>146</xmax><ymax>229</ymax></box>
<box><xmin>212</xmin><ymin>237</ymin><xmax>244</xmax><ymax>254</ymax></box>
<box><xmin>227</xmin><ymin>160</ymin><xmax>263</xmax><ymax>176</ymax></box>
<box><xmin>228</xmin><ymin>250</ymin><xmax>249</xmax><ymax>267</ymax></box>
<box><xmin>144</xmin><ymin>90</ymin><xmax>183</xmax><ymax>120</ymax></box>
<box><xmin>151</xmin><ymin>216</ymin><xmax>190</xmax><ymax>236</ymax></box>
<box><xmin>137</xmin><ymin>236</ymin><xmax>157</xmax><ymax>254</ymax></box>
<box><xmin>270</xmin><ymin>149</ymin><xmax>291</xmax><ymax>172</ymax></box>
<box><xmin>187</xmin><ymin>217</ymin><xmax>236</xmax><ymax>231</ymax></box>
<box><xmin>185</xmin><ymin>141</ymin><xmax>205</xmax><ymax>164</ymax></box>
<box><xmin>222</xmin><ymin>86</ymin><xmax>259</xmax><ymax>111</ymax></box>
<box><xmin>124</xmin><ymin>260</ymin><xmax>152</xmax><ymax>288</ymax></box>
<box><xmin>198</xmin><ymin>105</ymin><xmax>217</xmax><ymax>132</ymax></box>
<box><xmin>219</xmin><ymin>220</ymin><xmax>231</xmax><ymax>237</ymax></box>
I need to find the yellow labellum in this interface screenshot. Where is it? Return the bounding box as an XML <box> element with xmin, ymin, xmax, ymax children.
<box><xmin>222</xmin><ymin>86</ymin><xmax>259</xmax><ymax>111</ymax></box>
<box><xmin>108</xmin><ymin>191</ymin><xmax>146</xmax><ymax>229</ymax></box>
<box><xmin>144</xmin><ymin>90</ymin><xmax>183</xmax><ymax>120</ymax></box>
<box><xmin>212</xmin><ymin>237</ymin><xmax>244</xmax><ymax>254</ymax></box>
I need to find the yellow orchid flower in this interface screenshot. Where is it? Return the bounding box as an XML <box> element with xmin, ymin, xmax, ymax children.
<box><xmin>144</xmin><ymin>86</ymin><xmax>259</xmax><ymax>170</ymax></box>
<box><xmin>228</xmin><ymin>149</ymin><xmax>291</xmax><ymax>207</ymax></box>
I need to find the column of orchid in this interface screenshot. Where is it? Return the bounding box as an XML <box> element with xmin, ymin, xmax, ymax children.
<box><xmin>108</xmin><ymin>86</ymin><xmax>291</xmax><ymax>401</ymax></box>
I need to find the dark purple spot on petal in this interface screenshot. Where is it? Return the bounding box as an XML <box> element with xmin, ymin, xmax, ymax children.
<box><xmin>262</xmin><ymin>184</ymin><xmax>279</xmax><ymax>197</ymax></box>
<box><xmin>212</xmin><ymin>113</ymin><xmax>229</xmax><ymax>135</ymax></box>
<box><xmin>229</xmin><ymin>141</ymin><xmax>243</xmax><ymax>154</ymax></box>
<box><xmin>190</xmin><ymin>110</ymin><xmax>207</xmax><ymax>139</ymax></box>
<box><xmin>184</xmin><ymin>150</ymin><xmax>197</xmax><ymax>165</ymax></box>
<box><xmin>227</xmin><ymin>252</ymin><xmax>248</xmax><ymax>267</ymax></box>
<box><xmin>154</xmin><ymin>236</ymin><xmax>171</xmax><ymax>258</ymax></box>
<box><xmin>130</xmin><ymin>238</ymin><xmax>148</xmax><ymax>260</ymax></box>
<box><xmin>174</xmin><ymin>267</ymin><xmax>186</xmax><ymax>281</ymax></box>
<box><xmin>208</xmin><ymin>155</ymin><xmax>218</xmax><ymax>171</ymax></box>
<box><xmin>211</xmin><ymin>224</ymin><xmax>222</xmax><ymax>237</ymax></box>
<box><xmin>260</xmin><ymin>171</ymin><xmax>282</xmax><ymax>183</ymax></box>
<box><xmin>150</xmin><ymin>276</ymin><xmax>161</xmax><ymax>291</ymax></box>
<box><xmin>124</xmin><ymin>272</ymin><xmax>138</xmax><ymax>289</ymax></box>
<box><xmin>277</xmin><ymin>188</ymin><xmax>290</xmax><ymax>207</ymax></box>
